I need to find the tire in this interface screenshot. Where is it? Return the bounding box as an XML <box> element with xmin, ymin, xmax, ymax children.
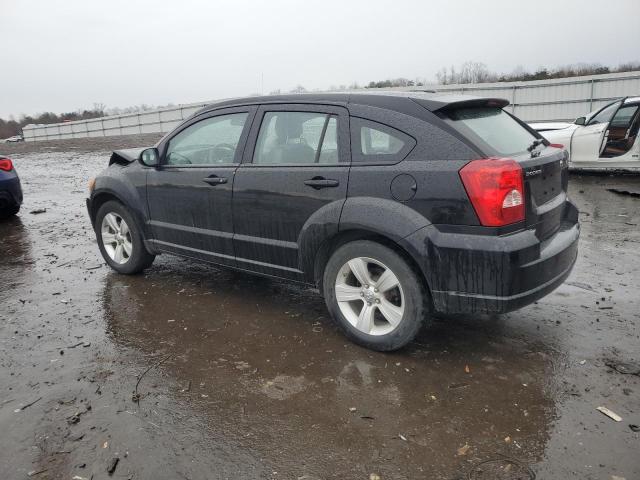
<box><xmin>95</xmin><ymin>200</ymin><xmax>155</xmax><ymax>274</ymax></box>
<box><xmin>0</xmin><ymin>204</ymin><xmax>20</xmax><ymax>220</ymax></box>
<box><xmin>323</xmin><ymin>240</ymin><xmax>429</xmax><ymax>351</ymax></box>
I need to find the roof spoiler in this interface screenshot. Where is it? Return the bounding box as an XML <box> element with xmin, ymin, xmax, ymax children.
<box><xmin>413</xmin><ymin>96</ymin><xmax>510</xmax><ymax>112</ymax></box>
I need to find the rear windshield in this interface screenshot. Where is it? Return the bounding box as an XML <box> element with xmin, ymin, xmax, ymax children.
<box><xmin>446</xmin><ymin>107</ymin><xmax>536</xmax><ymax>156</ymax></box>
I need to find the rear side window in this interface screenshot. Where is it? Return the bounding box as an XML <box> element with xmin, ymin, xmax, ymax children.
<box><xmin>351</xmin><ymin>118</ymin><xmax>415</xmax><ymax>163</ymax></box>
<box><xmin>253</xmin><ymin>111</ymin><xmax>339</xmax><ymax>165</ymax></box>
<box><xmin>446</xmin><ymin>107</ymin><xmax>536</xmax><ymax>156</ymax></box>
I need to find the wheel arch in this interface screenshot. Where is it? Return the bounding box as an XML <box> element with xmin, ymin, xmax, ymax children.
<box><xmin>90</xmin><ymin>185</ymin><xmax>155</xmax><ymax>253</ymax></box>
<box><xmin>90</xmin><ymin>190</ymin><xmax>127</xmax><ymax>226</ymax></box>
<box><xmin>312</xmin><ymin>228</ymin><xmax>432</xmax><ymax>299</ymax></box>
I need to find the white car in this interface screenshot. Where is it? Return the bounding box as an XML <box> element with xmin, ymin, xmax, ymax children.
<box><xmin>2</xmin><ymin>135</ymin><xmax>24</xmax><ymax>143</ymax></box>
<box><xmin>530</xmin><ymin>97</ymin><xmax>640</xmax><ymax>171</ymax></box>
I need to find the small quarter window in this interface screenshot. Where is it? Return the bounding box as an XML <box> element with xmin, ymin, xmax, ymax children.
<box><xmin>253</xmin><ymin>111</ymin><xmax>339</xmax><ymax>165</ymax></box>
<box><xmin>165</xmin><ymin>112</ymin><xmax>247</xmax><ymax>166</ymax></box>
<box><xmin>352</xmin><ymin>118</ymin><xmax>415</xmax><ymax>163</ymax></box>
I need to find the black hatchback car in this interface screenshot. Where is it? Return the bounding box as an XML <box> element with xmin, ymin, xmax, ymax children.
<box><xmin>87</xmin><ymin>92</ymin><xmax>579</xmax><ymax>351</ymax></box>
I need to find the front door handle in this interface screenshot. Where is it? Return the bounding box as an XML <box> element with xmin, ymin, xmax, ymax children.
<box><xmin>304</xmin><ymin>177</ymin><xmax>339</xmax><ymax>189</ymax></box>
<box><xmin>203</xmin><ymin>175</ymin><xmax>228</xmax><ymax>186</ymax></box>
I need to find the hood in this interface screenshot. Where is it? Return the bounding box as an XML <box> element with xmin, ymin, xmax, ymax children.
<box><xmin>109</xmin><ymin>148</ymin><xmax>147</xmax><ymax>166</ymax></box>
<box><xmin>528</xmin><ymin>122</ymin><xmax>575</xmax><ymax>132</ymax></box>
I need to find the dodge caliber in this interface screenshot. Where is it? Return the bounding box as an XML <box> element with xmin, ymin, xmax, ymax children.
<box><xmin>87</xmin><ymin>92</ymin><xmax>580</xmax><ymax>351</ymax></box>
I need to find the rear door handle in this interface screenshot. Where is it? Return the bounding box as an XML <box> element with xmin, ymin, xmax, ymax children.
<box><xmin>203</xmin><ymin>175</ymin><xmax>228</xmax><ymax>186</ymax></box>
<box><xmin>304</xmin><ymin>177</ymin><xmax>339</xmax><ymax>189</ymax></box>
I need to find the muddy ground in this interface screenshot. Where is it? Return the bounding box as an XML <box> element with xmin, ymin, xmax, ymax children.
<box><xmin>1</xmin><ymin>136</ymin><xmax>638</xmax><ymax>480</ymax></box>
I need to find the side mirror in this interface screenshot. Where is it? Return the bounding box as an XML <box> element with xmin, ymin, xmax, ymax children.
<box><xmin>139</xmin><ymin>147</ymin><xmax>159</xmax><ymax>167</ymax></box>
<box><xmin>574</xmin><ymin>117</ymin><xmax>586</xmax><ymax>126</ymax></box>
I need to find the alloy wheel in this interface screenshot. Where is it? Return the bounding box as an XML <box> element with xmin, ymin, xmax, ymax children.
<box><xmin>101</xmin><ymin>212</ymin><xmax>132</xmax><ymax>264</ymax></box>
<box><xmin>334</xmin><ymin>257</ymin><xmax>405</xmax><ymax>336</ymax></box>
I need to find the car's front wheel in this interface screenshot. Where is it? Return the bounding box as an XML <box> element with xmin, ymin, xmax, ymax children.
<box><xmin>323</xmin><ymin>240</ymin><xmax>429</xmax><ymax>351</ymax></box>
<box><xmin>95</xmin><ymin>200</ymin><xmax>155</xmax><ymax>274</ymax></box>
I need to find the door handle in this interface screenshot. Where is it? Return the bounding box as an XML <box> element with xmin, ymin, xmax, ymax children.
<box><xmin>304</xmin><ymin>177</ymin><xmax>339</xmax><ymax>189</ymax></box>
<box><xmin>203</xmin><ymin>175</ymin><xmax>228</xmax><ymax>186</ymax></box>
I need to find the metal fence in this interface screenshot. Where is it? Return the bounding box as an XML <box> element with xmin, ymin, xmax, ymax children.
<box><xmin>22</xmin><ymin>102</ymin><xmax>212</xmax><ymax>142</ymax></box>
<box><xmin>403</xmin><ymin>70</ymin><xmax>640</xmax><ymax>123</ymax></box>
<box><xmin>22</xmin><ymin>71</ymin><xmax>640</xmax><ymax>142</ymax></box>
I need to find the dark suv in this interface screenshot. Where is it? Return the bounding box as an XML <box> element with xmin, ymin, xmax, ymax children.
<box><xmin>87</xmin><ymin>92</ymin><xmax>579</xmax><ymax>351</ymax></box>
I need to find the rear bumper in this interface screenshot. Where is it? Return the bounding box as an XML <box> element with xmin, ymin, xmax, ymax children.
<box><xmin>406</xmin><ymin>200</ymin><xmax>580</xmax><ymax>314</ymax></box>
<box><xmin>0</xmin><ymin>175</ymin><xmax>23</xmax><ymax>209</ymax></box>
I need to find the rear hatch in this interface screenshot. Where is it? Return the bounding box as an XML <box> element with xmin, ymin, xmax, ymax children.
<box><xmin>438</xmin><ymin>104</ymin><xmax>568</xmax><ymax>239</ymax></box>
<box><xmin>513</xmin><ymin>147</ymin><xmax>568</xmax><ymax>240</ymax></box>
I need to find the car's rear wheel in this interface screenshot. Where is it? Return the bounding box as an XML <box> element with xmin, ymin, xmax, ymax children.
<box><xmin>0</xmin><ymin>204</ymin><xmax>20</xmax><ymax>219</ymax></box>
<box><xmin>323</xmin><ymin>240</ymin><xmax>429</xmax><ymax>351</ymax></box>
<box><xmin>95</xmin><ymin>200</ymin><xmax>155</xmax><ymax>274</ymax></box>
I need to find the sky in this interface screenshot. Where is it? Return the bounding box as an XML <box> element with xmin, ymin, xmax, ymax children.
<box><xmin>1</xmin><ymin>0</ymin><xmax>639</xmax><ymax>118</ymax></box>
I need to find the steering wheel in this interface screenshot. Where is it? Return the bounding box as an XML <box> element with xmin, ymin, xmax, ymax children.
<box><xmin>168</xmin><ymin>151</ymin><xmax>192</xmax><ymax>165</ymax></box>
<box><xmin>208</xmin><ymin>143</ymin><xmax>236</xmax><ymax>163</ymax></box>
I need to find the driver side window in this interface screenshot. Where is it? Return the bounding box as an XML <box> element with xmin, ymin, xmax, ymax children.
<box><xmin>587</xmin><ymin>103</ymin><xmax>619</xmax><ymax>126</ymax></box>
<box><xmin>165</xmin><ymin>112</ymin><xmax>248</xmax><ymax>166</ymax></box>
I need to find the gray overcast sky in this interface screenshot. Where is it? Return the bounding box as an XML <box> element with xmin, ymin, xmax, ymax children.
<box><xmin>1</xmin><ymin>0</ymin><xmax>638</xmax><ymax>118</ymax></box>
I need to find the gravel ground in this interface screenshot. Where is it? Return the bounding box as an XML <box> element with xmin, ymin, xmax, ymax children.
<box><xmin>0</xmin><ymin>135</ymin><xmax>638</xmax><ymax>480</ymax></box>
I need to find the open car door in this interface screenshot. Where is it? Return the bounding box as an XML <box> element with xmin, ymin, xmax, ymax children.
<box><xmin>571</xmin><ymin>100</ymin><xmax>624</xmax><ymax>166</ymax></box>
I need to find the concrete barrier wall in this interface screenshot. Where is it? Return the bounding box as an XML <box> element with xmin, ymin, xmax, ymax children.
<box><xmin>22</xmin><ymin>71</ymin><xmax>640</xmax><ymax>142</ymax></box>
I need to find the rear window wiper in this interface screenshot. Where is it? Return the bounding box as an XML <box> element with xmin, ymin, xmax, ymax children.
<box><xmin>527</xmin><ymin>138</ymin><xmax>545</xmax><ymax>156</ymax></box>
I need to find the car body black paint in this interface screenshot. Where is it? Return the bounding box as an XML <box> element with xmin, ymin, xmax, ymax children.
<box><xmin>87</xmin><ymin>92</ymin><xmax>579</xmax><ymax>315</ymax></box>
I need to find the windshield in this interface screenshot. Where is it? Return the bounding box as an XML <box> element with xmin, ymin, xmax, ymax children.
<box><xmin>446</xmin><ymin>107</ymin><xmax>537</xmax><ymax>156</ymax></box>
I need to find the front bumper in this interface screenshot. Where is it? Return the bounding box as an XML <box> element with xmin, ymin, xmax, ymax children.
<box><xmin>86</xmin><ymin>197</ymin><xmax>94</xmax><ymax>227</ymax></box>
<box><xmin>0</xmin><ymin>175</ymin><xmax>23</xmax><ymax>209</ymax></box>
<box><xmin>407</xmin><ymin>201</ymin><xmax>580</xmax><ymax>314</ymax></box>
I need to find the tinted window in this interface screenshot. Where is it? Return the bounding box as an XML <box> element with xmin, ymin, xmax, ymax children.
<box><xmin>587</xmin><ymin>103</ymin><xmax>619</xmax><ymax>126</ymax></box>
<box><xmin>351</xmin><ymin>118</ymin><xmax>415</xmax><ymax>163</ymax></box>
<box><xmin>166</xmin><ymin>112</ymin><xmax>247</xmax><ymax>165</ymax></box>
<box><xmin>254</xmin><ymin>112</ymin><xmax>339</xmax><ymax>164</ymax></box>
<box><xmin>446</xmin><ymin>107</ymin><xmax>536</xmax><ymax>156</ymax></box>
<box><xmin>609</xmin><ymin>104</ymin><xmax>639</xmax><ymax>128</ymax></box>
<box><xmin>361</xmin><ymin>126</ymin><xmax>405</xmax><ymax>155</ymax></box>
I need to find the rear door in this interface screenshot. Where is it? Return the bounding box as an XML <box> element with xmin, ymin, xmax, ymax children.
<box><xmin>232</xmin><ymin>104</ymin><xmax>350</xmax><ymax>280</ymax></box>
<box><xmin>146</xmin><ymin>107</ymin><xmax>254</xmax><ymax>266</ymax></box>
<box><xmin>571</xmin><ymin>100</ymin><xmax>623</xmax><ymax>165</ymax></box>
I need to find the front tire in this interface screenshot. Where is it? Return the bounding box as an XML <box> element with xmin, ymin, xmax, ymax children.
<box><xmin>95</xmin><ymin>200</ymin><xmax>155</xmax><ymax>274</ymax></box>
<box><xmin>323</xmin><ymin>240</ymin><xmax>429</xmax><ymax>351</ymax></box>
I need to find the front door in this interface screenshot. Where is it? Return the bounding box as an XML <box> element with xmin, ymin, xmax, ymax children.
<box><xmin>232</xmin><ymin>104</ymin><xmax>350</xmax><ymax>280</ymax></box>
<box><xmin>571</xmin><ymin>100</ymin><xmax>623</xmax><ymax>165</ymax></box>
<box><xmin>598</xmin><ymin>102</ymin><xmax>640</xmax><ymax>168</ymax></box>
<box><xmin>146</xmin><ymin>107</ymin><xmax>254</xmax><ymax>266</ymax></box>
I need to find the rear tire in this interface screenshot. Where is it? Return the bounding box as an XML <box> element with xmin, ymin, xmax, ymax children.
<box><xmin>323</xmin><ymin>240</ymin><xmax>429</xmax><ymax>351</ymax></box>
<box><xmin>95</xmin><ymin>200</ymin><xmax>155</xmax><ymax>274</ymax></box>
<box><xmin>0</xmin><ymin>204</ymin><xmax>20</xmax><ymax>220</ymax></box>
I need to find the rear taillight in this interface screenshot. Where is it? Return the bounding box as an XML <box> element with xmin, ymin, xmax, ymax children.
<box><xmin>549</xmin><ymin>143</ymin><xmax>564</xmax><ymax>149</ymax></box>
<box><xmin>0</xmin><ymin>158</ymin><xmax>13</xmax><ymax>172</ymax></box>
<box><xmin>459</xmin><ymin>158</ymin><xmax>525</xmax><ymax>227</ymax></box>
